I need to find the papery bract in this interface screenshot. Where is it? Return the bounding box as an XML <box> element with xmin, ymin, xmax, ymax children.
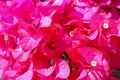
<box><xmin>16</xmin><ymin>70</ymin><xmax>33</xmax><ymax>80</ymax></box>
<box><xmin>0</xmin><ymin>0</ymin><xmax>120</xmax><ymax>80</ymax></box>
<box><xmin>55</xmin><ymin>60</ymin><xmax>70</xmax><ymax>79</ymax></box>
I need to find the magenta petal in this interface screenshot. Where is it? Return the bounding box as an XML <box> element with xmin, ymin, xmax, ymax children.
<box><xmin>56</xmin><ymin>60</ymin><xmax>70</xmax><ymax>79</ymax></box>
<box><xmin>52</xmin><ymin>0</ymin><xmax>63</xmax><ymax>6</ymax></box>
<box><xmin>5</xmin><ymin>70</ymin><xmax>17</xmax><ymax>77</ymax></box>
<box><xmin>12</xmin><ymin>0</ymin><xmax>26</xmax><ymax>8</ymax></box>
<box><xmin>0</xmin><ymin>70</ymin><xmax>3</xmax><ymax>78</ymax></box>
<box><xmin>36</xmin><ymin>65</ymin><xmax>56</xmax><ymax>76</ymax></box>
<box><xmin>0</xmin><ymin>3</ymin><xmax>14</xmax><ymax>23</ymax></box>
<box><xmin>111</xmin><ymin>0</ymin><xmax>120</xmax><ymax>8</ymax></box>
<box><xmin>77</xmin><ymin>69</ymin><xmax>87</xmax><ymax>79</ymax></box>
<box><xmin>0</xmin><ymin>57</ymin><xmax>8</xmax><ymax>69</ymax></box>
<box><xmin>12</xmin><ymin>46</ymin><xmax>23</xmax><ymax>60</ymax></box>
<box><xmin>89</xmin><ymin>14</ymin><xmax>104</xmax><ymax>31</ymax></box>
<box><xmin>20</xmin><ymin>37</ymin><xmax>39</xmax><ymax>51</ymax></box>
<box><xmin>87</xmin><ymin>30</ymin><xmax>98</xmax><ymax>40</ymax></box>
<box><xmin>2</xmin><ymin>24</ymin><xmax>19</xmax><ymax>37</ymax></box>
<box><xmin>14</xmin><ymin>8</ymin><xmax>33</xmax><ymax>23</ymax></box>
<box><xmin>17</xmin><ymin>51</ymin><xmax>31</xmax><ymax>62</ymax></box>
<box><xmin>16</xmin><ymin>70</ymin><xmax>33</xmax><ymax>80</ymax></box>
<box><xmin>21</xmin><ymin>0</ymin><xmax>35</xmax><ymax>13</ymax></box>
<box><xmin>102</xmin><ymin>59</ymin><xmax>109</xmax><ymax>75</ymax></box>
<box><xmin>40</xmin><ymin>16</ymin><xmax>52</xmax><ymax>27</ymax></box>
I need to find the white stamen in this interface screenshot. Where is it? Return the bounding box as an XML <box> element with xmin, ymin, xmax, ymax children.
<box><xmin>91</xmin><ymin>61</ymin><xmax>97</xmax><ymax>67</ymax></box>
<box><xmin>4</xmin><ymin>35</ymin><xmax>9</xmax><ymax>41</ymax></box>
<box><xmin>103</xmin><ymin>23</ymin><xmax>109</xmax><ymax>29</ymax></box>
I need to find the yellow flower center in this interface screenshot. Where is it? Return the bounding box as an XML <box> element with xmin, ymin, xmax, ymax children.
<box><xmin>74</xmin><ymin>0</ymin><xmax>79</xmax><ymax>5</ymax></box>
<box><xmin>91</xmin><ymin>61</ymin><xmax>97</xmax><ymax>67</ymax></box>
<box><xmin>4</xmin><ymin>35</ymin><xmax>9</xmax><ymax>41</ymax></box>
<box><xmin>69</xmin><ymin>31</ymin><xmax>74</xmax><ymax>37</ymax></box>
<box><xmin>69</xmin><ymin>28</ymin><xmax>77</xmax><ymax>37</ymax></box>
<box><xmin>103</xmin><ymin>23</ymin><xmax>109</xmax><ymax>29</ymax></box>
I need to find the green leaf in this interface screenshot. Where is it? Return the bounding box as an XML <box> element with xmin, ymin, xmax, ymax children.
<box><xmin>113</xmin><ymin>68</ymin><xmax>120</xmax><ymax>79</ymax></box>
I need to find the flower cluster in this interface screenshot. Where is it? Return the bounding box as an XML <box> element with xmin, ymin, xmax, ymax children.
<box><xmin>0</xmin><ymin>0</ymin><xmax>120</xmax><ymax>80</ymax></box>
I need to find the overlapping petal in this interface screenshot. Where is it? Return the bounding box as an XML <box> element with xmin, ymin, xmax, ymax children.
<box><xmin>0</xmin><ymin>0</ymin><xmax>120</xmax><ymax>80</ymax></box>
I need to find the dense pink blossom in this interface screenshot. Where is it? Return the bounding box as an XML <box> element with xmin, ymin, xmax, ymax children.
<box><xmin>0</xmin><ymin>0</ymin><xmax>120</xmax><ymax>80</ymax></box>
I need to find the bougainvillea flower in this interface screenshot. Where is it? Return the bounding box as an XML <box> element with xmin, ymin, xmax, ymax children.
<box><xmin>0</xmin><ymin>0</ymin><xmax>120</xmax><ymax>80</ymax></box>
<box><xmin>66</xmin><ymin>46</ymin><xmax>109</xmax><ymax>79</ymax></box>
<box><xmin>88</xmin><ymin>14</ymin><xmax>120</xmax><ymax>53</ymax></box>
